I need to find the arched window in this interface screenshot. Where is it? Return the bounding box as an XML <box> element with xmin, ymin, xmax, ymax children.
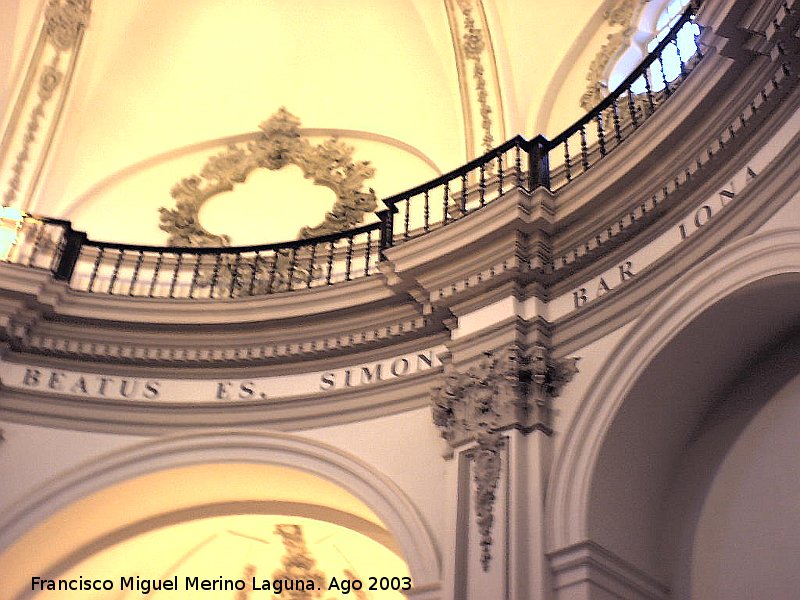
<box><xmin>609</xmin><ymin>0</ymin><xmax>700</xmax><ymax>94</ymax></box>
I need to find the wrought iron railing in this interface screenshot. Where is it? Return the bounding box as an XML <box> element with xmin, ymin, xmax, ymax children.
<box><xmin>2</xmin><ymin>2</ymin><xmax>702</xmax><ymax>297</ymax></box>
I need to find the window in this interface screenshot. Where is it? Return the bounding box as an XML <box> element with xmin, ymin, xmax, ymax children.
<box><xmin>609</xmin><ymin>0</ymin><xmax>700</xmax><ymax>94</ymax></box>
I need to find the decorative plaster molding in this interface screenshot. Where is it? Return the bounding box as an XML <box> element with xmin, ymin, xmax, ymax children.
<box><xmin>18</xmin><ymin>314</ymin><xmax>434</xmax><ymax>364</ymax></box>
<box><xmin>446</xmin><ymin>0</ymin><xmax>505</xmax><ymax>159</ymax></box>
<box><xmin>430</xmin><ymin>344</ymin><xmax>578</xmax><ymax>568</ymax></box>
<box><xmin>1</xmin><ymin>0</ymin><xmax>91</xmax><ymax>207</ymax></box>
<box><xmin>159</xmin><ymin>107</ymin><xmax>377</xmax><ymax>247</ymax></box>
<box><xmin>580</xmin><ymin>0</ymin><xmax>642</xmax><ymax>110</ymax></box>
<box><xmin>158</xmin><ymin>108</ymin><xmax>378</xmax><ymax>295</ymax></box>
<box><xmin>271</xmin><ymin>524</ymin><xmax>330</xmax><ymax>598</ymax></box>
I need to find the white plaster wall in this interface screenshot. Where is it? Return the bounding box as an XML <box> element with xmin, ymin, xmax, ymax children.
<box><xmin>301</xmin><ymin>406</ymin><xmax>446</xmax><ymax>550</ymax></box>
<box><xmin>0</xmin><ymin>420</ymin><xmax>145</xmax><ymax>515</ymax></box>
<box><xmin>550</xmin><ymin>322</ymin><xmax>633</xmax><ymax>461</ymax></box>
<box><xmin>662</xmin><ymin>334</ymin><xmax>800</xmax><ymax>599</ymax></box>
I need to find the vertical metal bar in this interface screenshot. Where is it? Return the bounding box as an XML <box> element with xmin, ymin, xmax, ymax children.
<box><xmin>497</xmin><ymin>150</ymin><xmax>504</xmax><ymax>195</ymax></box>
<box><xmin>515</xmin><ymin>144</ymin><xmax>523</xmax><ymax>187</ymax></box>
<box><xmin>107</xmin><ymin>249</ymin><xmax>125</xmax><ymax>294</ymax></box>
<box><xmin>461</xmin><ymin>172</ymin><xmax>468</xmax><ymax>214</ymax></box>
<box><xmin>248</xmin><ymin>252</ymin><xmax>261</xmax><ymax>296</ymax></box>
<box><xmin>404</xmin><ymin>197</ymin><xmax>411</xmax><ymax>238</ymax></box>
<box><xmin>210</xmin><ymin>253</ymin><xmax>222</xmax><ymax>297</ymax></box>
<box><xmin>189</xmin><ymin>253</ymin><xmax>202</xmax><ymax>298</ymax></box>
<box><xmin>286</xmin><ymin>248</ymin><xmax>297</xmax><ymax>291</ymax></box>
<box><xmin>345</xmin><ymin>235</ymin><xmax>354</xmax><ymax>281</ymax></box>
<box><xmin>644</xmin><ymin>69</ymin><xmax>656</xmax><ymax>114</ymax></box>
<box><xmin>423</xmin><ymin>190</ymin><xmax>430</xmax><ymax>232</ymax></box>
<box><xmin>267</xmin><ymin>252</ymin><xmax>279</xmax><ymax>293</ymax></box>
<box><xmin>28</xmin><ymin>221</ymin><xmax>46</xmax><ymax>267</ymax></box>
<box><xmin>563</xmin><ymin>138</ymin><xmax>572</xmax><ymax>182</ymax></box>
<box><xmin>479</xmin><ymin>164</ymin><xmax>486</xmax><ymax>207</ymax></box>
<box><xmin>148</xmin><ymin>252</ymin><xmax>162</xmax><ymax>298</ymax></box>
<box><xmin>579</xmin><ymin>127</ymin><xmax>589</xmax><ymax>171</ymax></box>
<box><xmin>87</xmin><ymin>247</ymin><xmax>104</xmax><ymax>292</ymax></box>
<box><xmin>612</xmin><ymin>100</ymin><xmax>622</xmax><ymax>141</ymax></box>
<box><xmin>627</xmin><ymin>88</ymin><xmax>639</xmax><ymax>128</ymax></box>
<box><xmin>229</xmin><ymin>253</ymin><xmax>241</xmax><ymax>297</ymax></box>
<box><xmin>596</xmin><ymin>112</ymin><xmax>606</xmax><ymax>156</ymax></box>
<box><xmin>364</xmin><ymin>230</ymin><xmax>372</xmax><ymax>277</ymax></box>
<box><xmin>306</xmin><ymin>243</ymin><xmax>317</xmax><ymax>288</ymax></box>
<box><xmin>168</xmin><ymin>252</ymin><xmax>182</xmax><ymax>298</ymax></box>
<box><xmin>443</xmin><ymin>181</ymin><xmax>450</xmax><ymax>224</ymax></box>
<box><xmin>128</xmin><ymin>250</ymin><xmax>144</xmax><ymax>296</ymax></box>
<box><xmin>325</xmin><ymin>241</ymin><xmax>335</xmax><ymax>284</ymax></box>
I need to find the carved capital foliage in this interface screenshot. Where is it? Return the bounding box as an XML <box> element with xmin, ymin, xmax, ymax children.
<box><xmin>431</xmin><ymin>344</ymin><xmax>578</xmax><ymax>447</ymax></box>
<box><xmin>159</xmin><ymin>107</ymin><xmax>377</xmax><ymax>248</ymax></box>
<box><xmin>430</xmin><ymin>343</ymin><xmax>578</xmax><ymax>570</ymax></box>
<box><xmin>45</xmin><ymin>0</ymin><xmax>91</xmax><ymax>51</ymax></box>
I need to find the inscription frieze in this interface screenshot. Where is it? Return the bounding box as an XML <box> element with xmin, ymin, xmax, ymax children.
<box><xmin>0</xmin><ymin>348</ymin><xmax>443</xmax><ymax>403</ymax></box>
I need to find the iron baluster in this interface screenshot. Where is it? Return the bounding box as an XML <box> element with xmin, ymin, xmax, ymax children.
<box><xmin>404</xmin><ymin>197</ymin><xmax>411</xmax><ymax>238</ymax></box>
<box><xmin>129</xmin><ymin>250</ymin><xmax>144</xmax><ymax>296</ymax></box>
<box><xmin>306</xmin><ymin>243</ymin><xmax>317</xmax><ymax>288</ymax></box>
<box><xmin>209</xmin><ymin>253</ymin><xmax>223</xmax><ymax>297</ymax></box>
<box><xmin>644</xmin><ymin>69</ymin><xmax>656</xmax><ymax>114</ymax></box>
<box><xmin>563</xmin><ymin>138</ymin><xmax>572</xmax><ymax>182</ymax></box>
<box><xmin>189</xmin><ymin>253</ymin><xmax>202</xmax><ymax>298</ymax></box>
<box><xmin>627</xmin><ymin>88</ymin><xmax>639</xmax><ymax>128</ymax></box>
<box><xmin>286</xmin><ymin>248</ymin><xmax>297</xmax><ymax>291</ymax></box>
<box><xmin>267</xmin><ymin>252</ymin><xmax>279</xmax><ymax>293</ymax></box>
<box><xmin>248</xmin><ymin>252</ymin><xmax>262</xmax><ymax>295</ymax></box>
<box><xmin>87</xmin><ymin>247</ymin><xmax>104</xmax><ymax>293</ymax></box>
<box><xmin>148</xmin><ymin>252</ymin><xmax>162</xmax><ymax>298</ymax></box>
<box><xmin>345</xmin><ymin>235</ymin><xmax>354</xmax><ymax>281</ymax></box>
<box><xmin>364</xmin><ymin>230</ymin><xmax>372</xmax><ymax>276</ymax></box>
<box><xmin>596</xmin><ymin>112</ymin><xmax>606</xmax><ymax>156</ymax></box>
<box><xmin>579</xmin><ymin>127</ymin><xmax>589</xmax><ymax>171</ymax></box>
<box><xmin>325</xmin><ymin>241</ymin><xmax>335</xmax><ymax>284</ymax></box>
<box><xmin>497</xmin><ymin>151</ymin><xmax>504</xmax><ymax>195</ymax></box>
<box><xmin>461</xmin><ymin>172</ymin><xmax>468</xmax><ymax>215</ymax></box>
<box><xmin>28</xmin><ymin>221</ymin><xmax>46</xmax><ymax>266</ymax></box>
<box><xmin>168</xmin><ymin>253</ymin><xmax>182</xmax><ymax>298</ymax></box>
<box><xmin>611</xmin><ymin>100</ymin><xmax>622</xmax><ymax>141</ymax></box>
<box><xmin>423</xmin><ymin>190</ymin><xmax>430</xmax><ymax>232</ymax></box>
<box><xmin>229</xmin><ymin>253</ymin><xmax>241</xmax><ymax>297</ymax></box>
<box><xmin>107</xmin><ymin>249</ymin><xmax>125</xmax><ymax>294</ymax></box>
<box><xmin>443</xmin><ymin>181</ymin><xmax>450</xmax><ymax>224</ymax></box>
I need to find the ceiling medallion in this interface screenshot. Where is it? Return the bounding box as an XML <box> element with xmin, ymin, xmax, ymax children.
<box><xmin>159</xmin><ymin>107</ymin><xmax>377</xmax><ymax>247</ymax></box>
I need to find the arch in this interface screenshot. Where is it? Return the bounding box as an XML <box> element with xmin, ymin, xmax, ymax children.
<box><xmin>0</xmin><ymin>430</ymin><xmax>441</xmax><ymax>591</ymax></box>
<box><xmin>547</xmin><ymin>228</ymin><xmax>800</xmax><ymax>569</ymax></box>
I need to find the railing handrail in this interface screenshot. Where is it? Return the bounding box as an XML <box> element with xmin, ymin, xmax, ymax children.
<box><xmin>78</xmin><ymin>218</ymin><xmax>383</xmax><ymax>255</ymax></box>
<box><xmin>382</xmin><ymin>135</ymin><xmax>528</xmax><ymax>207</ymax></box>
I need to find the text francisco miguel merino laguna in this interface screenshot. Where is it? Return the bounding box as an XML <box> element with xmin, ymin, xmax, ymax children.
<box><xmin>31</xmin><ymin>574</ymin><xmax>412</xmax><ymax>594</ymax></box>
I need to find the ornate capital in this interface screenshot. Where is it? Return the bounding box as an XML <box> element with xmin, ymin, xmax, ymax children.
<box><xmin>431</xmin><ymin>344</ymin><xmax>578</xmax><ymax>447</ymax></box>
<box><xmin>430</xmin><ymin>343</ymin><xmax>578</xmax><ymax>570</ymax></box>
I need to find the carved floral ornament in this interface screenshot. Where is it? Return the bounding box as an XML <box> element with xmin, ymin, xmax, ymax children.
<box><xmin>580</xmin><ymin>0</ymin><xmax>643</xmax><ymax>110</ymax></box>
<box><xmin>430</xmin><ymin>344</ymin><xmax>579</xmax><ymax>570</ymax></box>
<box><xmin>159</xmin><ymin>108</ymin><xmax>377</xmax><ymax>247</ymax></box>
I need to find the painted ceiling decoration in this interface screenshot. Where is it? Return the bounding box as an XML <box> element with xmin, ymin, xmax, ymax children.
<box><xmin>580</xmin><ymin>0</ymin><xmax>644</xmax><ymax>110</ymax></box>
<box><xmin>445</xmin><ymin>0</ymin><xmax>506</xmax><ymax>159</ymax></box>
<box><xmin>159</xmin><ymin>108</ymin><xmax>377</xmax><ymax>247</ymax></box>
<box><xmin>0</xmin><ymin>0</ymin><xmax>91</xmax><ymax>208</ymax></box>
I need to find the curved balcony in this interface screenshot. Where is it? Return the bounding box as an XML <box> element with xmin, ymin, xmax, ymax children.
<box><xmin>3</xmin><ymin>3</ymin><xmax>704</xmax><ymax>300</ymax></box>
